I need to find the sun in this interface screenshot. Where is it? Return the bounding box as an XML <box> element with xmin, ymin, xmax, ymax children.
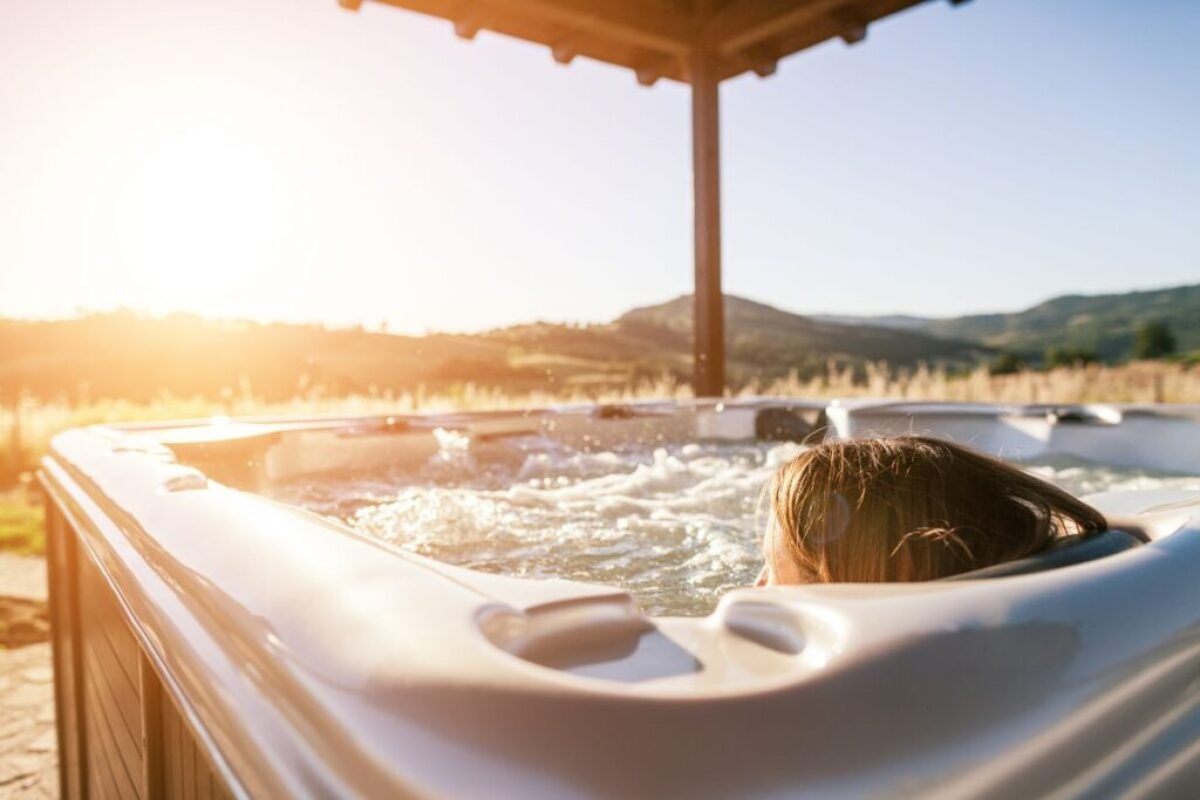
<box><xmin>105</xmin><ymin>116</ymin><xmax>298</xmax><ymax>319</ymax></box>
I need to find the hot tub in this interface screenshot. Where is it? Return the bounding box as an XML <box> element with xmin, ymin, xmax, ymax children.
<box><xmin>40</xmin><ymin>399</ymin><xmax>1200</xmax><ymax>798</ymax></box>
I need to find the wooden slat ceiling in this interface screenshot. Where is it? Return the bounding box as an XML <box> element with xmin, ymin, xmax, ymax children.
<box><xmin>340</xmin><ymin>0</ymin><xmax>968</xmax><ymax>84</ymax></box>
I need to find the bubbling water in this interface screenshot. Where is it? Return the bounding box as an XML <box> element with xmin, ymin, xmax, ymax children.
<box><xmin>1022</xmin><ymin>456</ymin><xmax>1200</xmax><ymax>497</ymax></box>
<box><xmin>275</xmin><ymin>434</ymin><xmax>1199</xmax><ymax>617</ymax></box>
<box><xmin>278</xmin><ymin>434</ymin><xmax>803</xmax><ymax>616</ymax></box>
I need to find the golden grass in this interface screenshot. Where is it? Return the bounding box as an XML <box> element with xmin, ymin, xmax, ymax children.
<box><xmin>0</xmin><ymin>489</ymin><xmax>44</xmax><ymax>556</ymax></box>
<box><xmin>746</xmin><ymin>360</ymin><xmax>1200</xmax><ymax>405</ymax></box>
<box><xmin>4</xmin><ymin>360</ymin><xmax>1198</xmax><ymax>484</ymax></box>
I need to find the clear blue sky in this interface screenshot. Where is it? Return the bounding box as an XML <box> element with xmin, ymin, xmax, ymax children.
<box><xmin>1</xmin><ymin>0</ymin><xmax>1196</xmax><ymax>332</ymax></box>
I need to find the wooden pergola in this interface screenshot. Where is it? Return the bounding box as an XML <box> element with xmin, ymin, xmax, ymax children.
<box><xmin>339</xmin><ymin>0</ymin><xmax>971</xmax><ymax>395</ymax></box>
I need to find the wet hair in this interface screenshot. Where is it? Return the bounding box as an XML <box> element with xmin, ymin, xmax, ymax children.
<box><xmin>768</xmin><ymin>436</ymin><xmax>1108</xmax><ymax>583</ymax></box>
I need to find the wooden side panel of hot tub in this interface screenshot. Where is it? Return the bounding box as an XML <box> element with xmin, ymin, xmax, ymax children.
<box><xmin>159</xmin><ymin>683</ymin><xmax>233</xmax><ymax>800</ymax></box>
<box><xmin>79</xmin><ymin>550</ymin><xmax>145</xmax><ymax>799</ymax></box>
<box><xmin>46</xmin><ymin>500</ymin><xmax>87</xmax><ymax>800</ymax></box>
<box><xmin>46</xmin><ymin>494</ymin><xmax>236</xmax><ymax>800</ymax></box>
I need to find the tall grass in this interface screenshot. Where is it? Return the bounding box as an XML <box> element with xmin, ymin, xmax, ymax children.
<box><xmin>747</xmin><ymin>360</ymin><xmax>1200</xmax><ymax>405</ymax></box>
<box><xmin>4</xmin><ymin>361</ymin><xmax>1199</xmax><ymax>485</ymax></box>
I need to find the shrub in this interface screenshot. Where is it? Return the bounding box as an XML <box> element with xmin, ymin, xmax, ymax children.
<box><xmin>1134</xmin><ymin>320</ymin><xmax>1177</xmax><ymax>359</ymax></box>
<box><xmin>988</xmin><ymin>353</ymin><xmax>1026</xmax><ymax>376</ymax></box>
<box><xmin>1045</xmin><ymin>346</ymin><xmax>1098</xmax><ymax>368</ymax></box>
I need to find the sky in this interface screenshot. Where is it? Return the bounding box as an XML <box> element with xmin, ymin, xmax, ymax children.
<box><xmin>1</xmin><ymin>0</ymin><xmax>1197</xmax><ymax>333</ymax></box>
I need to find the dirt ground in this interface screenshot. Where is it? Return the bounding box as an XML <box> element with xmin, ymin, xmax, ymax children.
<box><xmin>0</xmin><ymin>554</ymin><xmax>57</xmax><ymax>798</ymax></box>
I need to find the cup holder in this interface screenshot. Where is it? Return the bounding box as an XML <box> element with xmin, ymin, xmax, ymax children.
<box><xmin>478</xmin><ymin>596</ymin><xmax>701</xmax><ymax>683</ymax></box>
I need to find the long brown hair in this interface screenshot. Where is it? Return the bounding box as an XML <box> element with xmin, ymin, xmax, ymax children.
<box><xmin>769</xmin><ymin>436</ymin><xmax>1107</xmax><ymax>583</ymax></box>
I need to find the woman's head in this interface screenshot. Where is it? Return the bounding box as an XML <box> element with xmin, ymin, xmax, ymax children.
<box><xmin>760</xmin><ymin>436</ymin><xmax>1107</xmax><ymax>585</ymax></box>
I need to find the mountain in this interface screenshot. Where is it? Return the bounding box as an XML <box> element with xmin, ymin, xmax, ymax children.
<box><xmin>817</xmin><ymin>283</ymin><xmax>1200</xmax><ymax>360</ymax></box>
<box><xmin>809</xmin><ymin>313</ymin><xmax>931</xmax><ymax>332</ymax></box>
<box><xmin>0</xmin><ymin>297</ymin><xmax>984</xmax><ymax>403</ymax></box>
<box><xmin>4</xmin><ymin>283</ymin><xmax>1191</xmax><ymax>403</ymax></box>
<box><xmin>614</xmin><ymin>295</ymin><xmax>987</xmax><ymax>380</ymax></box>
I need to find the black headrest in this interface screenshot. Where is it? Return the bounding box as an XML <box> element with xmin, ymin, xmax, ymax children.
<box><xmin>942</xmin><ymin>529</ymin><xmax>1143</xmax><ymax>581</ymax></box>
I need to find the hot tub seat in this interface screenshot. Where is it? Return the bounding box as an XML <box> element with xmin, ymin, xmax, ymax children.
<box><xmin>944</xmin><ymin>528</ymin><xmax>1144</xmax><ymax>581</ymax></box>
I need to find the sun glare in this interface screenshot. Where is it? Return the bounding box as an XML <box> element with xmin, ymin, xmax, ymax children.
<box><xmin>105</xmin><ymin>118</ymin><xmax>295</xmax><ymax>318</ymax></box>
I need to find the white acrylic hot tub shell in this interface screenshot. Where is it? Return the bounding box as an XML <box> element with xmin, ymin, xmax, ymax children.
<box><xmin>828</xmin><ymin>400</ymin><xmax>1200</xmax><ymax>473</ymax></box>
<box><xmin>40</xmin><ymin>399</ymin><xmax>1200</xmax><ymax>798</ymax></box>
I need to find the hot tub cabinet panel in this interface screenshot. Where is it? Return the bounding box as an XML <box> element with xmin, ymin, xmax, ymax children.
<box><xmin>45</xmin><ymin>500</ymin><xmax>85</xmax><ymax>800</ymax></box>
<box><xmin>44</xmin><ymin>457</ymin><xmax>236</xmax><ymax>800</ymax></box>
<box><xmin>78</xmin><ymin>549</ymin><xmax>143</xmax><ymax>800</ymax></box>
<box><xmin>40</xmin><ymin>399</ymin><xmax>1200</xmax><ymax>799</ymax></box>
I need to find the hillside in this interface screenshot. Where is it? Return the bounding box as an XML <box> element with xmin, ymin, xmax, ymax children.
<box><xmin>615</xmin><ymin>295</ymin><xmax>986</xmax><ymax>379</ymax></box>
<box><xmin>4</xmin><ymin>284</ymin><xmax>1190</xmax><ymax>403</ymax></box>
<box><xmin>820</xmin><ymin>283</ymin><xmax>1200</xmax><ymax>360</ymax></box>
<box><xmin>0</xmin><ymin>313</ymin><xmax>524</xmax><ymax>402</ymax></box>
<box><xmin>924</xmin><ymin>283</ymin><xmax>1200</xmax><ymax>359</ymax></box>
<box><xmin>0</xmin><ymin>297</ymin><xmax>984</xmax><ymax>402</ymax></box>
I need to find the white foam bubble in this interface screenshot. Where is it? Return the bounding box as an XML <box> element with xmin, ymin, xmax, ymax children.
<box><xmin>1021</xmin><ymin>456</ymin><xmax>1200</xmax><ymax>497</ymax></box>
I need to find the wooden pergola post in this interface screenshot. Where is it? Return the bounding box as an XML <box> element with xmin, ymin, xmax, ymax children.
<box><xmin>690</xmin><ymin>41</ymin><xmax>724</xmax><ymax>398</ymax></box>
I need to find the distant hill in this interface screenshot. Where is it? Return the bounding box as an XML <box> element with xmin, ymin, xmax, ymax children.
<box><xmin>818</xmin><ymin>283</ymin><xmax>1200</xmax><ymax>361</ymax></box>
<box><xmin>0</xmin><ymin>296</ymin><xmax>985</xmax><ymax>402</ymax></box>
<box><xmin>3</xmin><ymin>283</ymin><xmax>1192</xmax><ymax>402</ymax></box>
<box><xmin>615</xmin><ymin>295</ymin><xmax>986</xmax><ymax>379</ymax></box>
<box><xmin>809</xmin><ymin>313</ymin><xmax>931</xmax><ymax>332</ymax></box>
<box><xmin>0</xmin><ymin>313</ymin><xmax>530</xmax><ymax>403</ymax></box>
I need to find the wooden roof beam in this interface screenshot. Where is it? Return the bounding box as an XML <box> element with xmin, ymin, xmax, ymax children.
<box><xmin>710</xmin><ymin>0</ymin><xmax>852</xmax><ymax>56</ymax></box>
<box><xmin>488</xmin><ymin>0</ymin><xmax>693</xmax><ymax>55</ymax></box>
<box><xmin>542</xmin><ymin>28</ymin><xmax>684</xmax><ymax>79</ymax></box>
<box><xmin>717</xmin><ymin>46</ymin><xmax>779</xmax><ymax>79</ymax></box>
<box><xmin>346</xmin><ymin>0</ymin><xmax>962</xmax><ymax>84</ymax></box>
<box><xmin>360</xmin><ymin>0</ymin><xmax>696</xmax><ymax>58</ymax></box>
<box><xmin>829</xmin><ymin>7</ymin><xmax>867</xmax><ymax>44</ymax></box>
<box><xmin>635</xmin><ymin>54</ymin><xmax>680</xmax><ymax>86</ymax></box>
<box><xmin>549</xmin><ymin>31</ymin><xmax>580</xmax><ymax>64</ymax></box>
<box><xmin>453</xmin><ymin>6</ymin><xmax>485</xmax><ymax>39</ymax></box>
